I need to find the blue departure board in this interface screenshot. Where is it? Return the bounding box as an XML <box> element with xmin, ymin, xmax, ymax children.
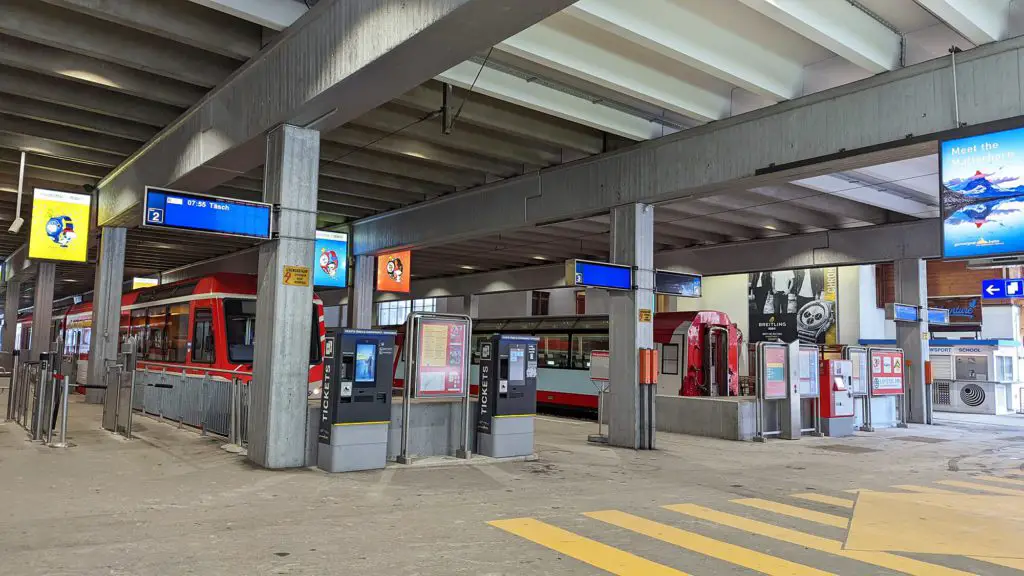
<box><xmin>890</xmin><ymin>303</ymin><xmax>920</xmax><ymax>323</ymax></box>
<box><xmin>565</xmin><ymin>259</ymin><xmax>633</xmax><ymax>290</ymax></box>
<box><xmin>143</xmin><ymin>187</ymin><xmax>272</xmax><ymax>239</ymax></box>
<box><xmin>655</xmin><ymin>270</ymin><xmax>702</xmax><ymax>297</ymax></box>
<box><xmin>927</xmin><ymin>307</ymin><xmax>950</xmax><ymax>325</ymax></box>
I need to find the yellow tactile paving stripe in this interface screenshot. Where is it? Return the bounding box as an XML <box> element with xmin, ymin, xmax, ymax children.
<box><xmin>972</xmin><ymin>556</ymin><xmax>1024</xmax><ymax>570</ymax></box>
<box><xmin>891</xmin><ymin>484</ymin><xmax>959</xmax><ymax>494</ymax></box>
<box><xmin>733</xmin><ymin>498</ymin><xmax>849</xmax><ymax>528</ymax></box>
<box><xmin>937</xmin><ymin>480</ymin><xmax>1024</xmax><ymax>496</ymax></box>
<box><xmin>666</xmin><ymin>503</ymin><xmax>975</xmax><ymax>576</ymax></box>
<box><xmin>586</xmin><ymin>510</ymin><xmax>835</xmax><ymax>576</ymax></box>
<box><xmin>975</xmin><ymin>475</ymin><xmax>1024</xmax><ymax>487</ymax></box>
<box><xmin>791</xmin><ymin>493</ymin><xmax>855</xmax><ymax>509</ymax></box>
<box><xmin>488</xmin><ymin>518</ymin><xmax>690</xmax><ymax>576</ymax></box>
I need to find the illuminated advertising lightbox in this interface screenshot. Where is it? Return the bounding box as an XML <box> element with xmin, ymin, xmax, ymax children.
<box><xmin>313</xmin><ymin>231</ymin><xmax>348</xmax><ymax>288</ymax></box>
<box><xmin>132</xmin><ymin>277</ymin><xmax>159</xmax><ymax>290</ymax></box>
<box><xmin>941</xmin><ymin>126</ymin><xmax>1024</xmax><ymax>259</ymax></box>
<box><xmin>376</xmin><ymin>250</ymin><xmax>410</xmax><ymax>293</ymax></box>
<box><xmin>28</xmin><ymin>188</ymin><xmax>91</xmax><ymax>263</ymax></box>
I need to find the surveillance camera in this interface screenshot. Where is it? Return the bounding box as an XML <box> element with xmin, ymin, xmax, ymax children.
<box><xmin>8</xmin><ymin>217</ymin><xmax>23</xmax><ymax>234</ymax></box>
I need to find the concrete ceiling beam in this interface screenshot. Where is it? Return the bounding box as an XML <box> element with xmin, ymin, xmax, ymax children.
<box><xmin>750</xmin><ymin>184</ymin><xmax>895</xmax><ymax>226</ymax></box>
<box><xmin>0</xmin><ymin>132</ymin><xmax>125</xmax><ymax>168</ymax></box>
<box><xmin>187</xmin><ymin>0</ymin><xmax>307</xmax><ymax>31</ymax></box>
<box><xmin>736</xmin><ymin>0</ymin><xmax>901</xmax><ymax>73</ymax></box>
<box><xmin>0</xmin><ymin>66</ymin><xmax>181</xmax><ymax>127</ymax></box>
<box><xmin>0</xmin><ymin>165</ymin><xmax>96</xmax><ymax>189</ymax></box>
<box><xmin>0</xmin><ymin>0</ymin><xmax>237</xmax><ymax>87</ymax></box>
<box><xmin>398</xmin><ymin>81</ymin><xmax>606</xmax><ymax>154</ymax></box>
<box><xmin>318</xmin><ymin>161</ymin><xmax>452</xmax><ymax>198</ymax></box>
<box><xmin>0</xmin><ymin>93</ymin><xmax>157</xmax><ymax>142</ymax></box>
<box><xmin>39</xmin><ymin>0</ymin><xmax>262</xmax><ymax>60</ymax></box>
<box><xmin>319</xmin><ymin>141</ymin><xmax>481</xmax><ymax>190</ymax></box>
<box><xmin>0</xmin><ymin>113</ymin><xmax>140</xmax><ymax>156</ymax></box>
<box><xmin>0</xmin><ymin>148</ymin><xmax>110</xmax><ymax>179</ymax></box>
<box><xmin>566</xmin><ymin>0</ymin><xmax>804</xmax><ymax>101</ymax></box>
<box><xmin>0</xmin><ymin>35</ymin><xmax>206</xmax><ymax>109</ymax></box>
<box><xmin>916</xmin><ymin>0</ymin><xmax>1010</xmax><ymax>45</ymax></box>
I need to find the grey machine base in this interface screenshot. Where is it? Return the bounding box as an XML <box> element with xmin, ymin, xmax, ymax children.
<box><xmin>317</xmin><ymin>422</ymin><xmax>388</xmax><ymax>473</ymax></box>
<box><xmin>821</xmin><ymin>416</ymin><xmax>856</xmax><ymax>437</ymax></box>
<box><xmin>477</xmin><ymin>416</ymin><xmax>534</xmax><ymax>458</ymax></box>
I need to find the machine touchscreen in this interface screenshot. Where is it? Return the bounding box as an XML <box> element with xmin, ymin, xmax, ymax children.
<box><xmin>509</xmin><ymin>347</ymin><xmax>525</xmax><ymax>382</ymax></box>
<box><xmin>354</xmin><ymin>343</ymin><xmax>377</xmax><ymax>383</ymax></box>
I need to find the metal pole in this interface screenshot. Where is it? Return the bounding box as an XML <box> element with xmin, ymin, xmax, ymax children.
<box><xmin>47</xmin><ymin>365</ymin><xmax>58</xmax><ymax>445</ymax></box>
<box><xmin>5</xmin><ymin>357</ymin><xmax>15</xmax><ymax>421</ymax></box>
<box><xmin>230</xmin><ymin>377</ymin><xmax>238</xmax><ymax>445</ymax></box>
<box><xmin>126</xmin><ymin>363</ymin><xmax>136</xmax><ymax>439</ymax></box>
<box><xmin>950</xmin><ymin>47</ymin><xmax>961</xmax><ymax>126</ymax></box>
<box><xmin>56</xmin><ymin>375</ymin><xmax>69</xmax><ymax>447</ymax></box>
<box><xmin>457</xmin><ymin>315</ymin><xmax>473</xmax><ymax>459</ymax></box>
<box><xmin>34</xmin><ymin>363</ymin><xmax>47</xmax><ymax>440</ymax></box>
<box><xmin>177</xmin><ymin>372</ymin><xmax>185</xmax><ymax>428</ymax></box>
<box><xmin>398</xmin><ymin>313</ymin><xmax>416</xmax><ymax>464</ymax></box>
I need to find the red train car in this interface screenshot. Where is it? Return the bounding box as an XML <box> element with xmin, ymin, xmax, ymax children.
<box><xmin>18</xmin><ymin>273</ymin><xmax>326</xmax><ymax>397</ymax></box>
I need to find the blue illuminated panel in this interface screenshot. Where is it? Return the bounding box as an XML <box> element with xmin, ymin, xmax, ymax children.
<box><xmin>927</xmin><ymin>307</ymin><xmax>950</xmax><ymax>325</ymax></box>
<box><xmin>655</xmin><ymin>270</ymin><xmax>702</xmax><ymax>297</ymax></box>
<box><xmin>143</xmin><ymin>187</ymin><xmax>272</xmax><ymax>239</ymax></box>
<box><xmin>567</xmin><ymin>259</ymin><xmax>632</xmax><ymax>290</ymax></box>
<box><xmin>892</xmin><ymin>303</ymin><xmax>920</xmax><ymax>323</ymax></box>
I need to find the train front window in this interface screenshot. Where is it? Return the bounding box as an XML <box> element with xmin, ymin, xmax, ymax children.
<box><xmin>225</xmin><ymin>299</ymin><xmax>256</xmax><ymax>363</ymax></box>
<box><xmin>572</xmin><ymin>334</ymin><xmax>609</xmax><ymax>370</ymax></box>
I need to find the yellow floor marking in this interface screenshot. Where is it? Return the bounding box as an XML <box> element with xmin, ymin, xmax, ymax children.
<box><xmin>587</xmin><ymin>510</ymin><xmax>834</xmax><ymax>576</ymax></box>
<box><xmin>891</xmin><ymin>484</ymin><xmax>959</xmax><ymax>494</ymax></box>
<box><xmin>937</xmin><ymin>480</ymin><xmax>1024</xmax><ymax>496</ymax></box>
<box><xmin>975</xmin><ymin>475</ymin><xmax>1024</xmax><ymax>487</ymax></box>
<box><xmin>791</xmin><ymin>493</ymin><xmax>855</xmax><ymax>509</ymax></box>
<box><xmin>666</xmin><ymin>503</ymin><xmax>975</xmax><ymax>576</ymax></box>
<box><xmin>972</xmin><ymin>556</ymin><xmax>1024</xmax><ymax>570</ymax></box>
<box><xmin>488</xmin><ymin>518</ymin><xmax>690</xmax><ymax>576</ymax></box>
<box><xmin>733</xmin><ymin>498</ymin><xmax>849</xmax><ymax>528</ymax></box>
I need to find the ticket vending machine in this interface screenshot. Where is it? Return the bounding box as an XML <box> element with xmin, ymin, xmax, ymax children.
<box><xmin>819</xmin><ymin>359</ymin><xmax>855</xmax><ymax>437</ymax></box>
<box><xmin>318</xmin><ymin>328</ymin><xmax>396</xmax><ymax>473</ymax></box>
<box><xmin>476</xmin><ymin>334</ymin><xmax>538</xmax><ymax>458</ymax></box>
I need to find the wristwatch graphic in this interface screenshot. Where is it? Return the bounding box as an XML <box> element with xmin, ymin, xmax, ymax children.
<box><xmin>797</xmin><ymin>299</ymin><xmax>833</xmax><ymax>343</ymax></box>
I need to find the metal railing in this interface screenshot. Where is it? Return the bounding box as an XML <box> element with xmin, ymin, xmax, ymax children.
<box><xmin>5</xmin><ymin>353</ymin><xmax>72</xmax><ymax>448</ymax></box>
<box><xmin>131</xmin><ymin>366</ymin><xmax>249</xmax><ymax>446</ymax></box>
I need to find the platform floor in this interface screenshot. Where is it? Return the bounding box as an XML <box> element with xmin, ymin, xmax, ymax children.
<box><xmin>3</xmin><ymin>394</ymin><xmax>1024</xmax><ymax>575</ymax></box>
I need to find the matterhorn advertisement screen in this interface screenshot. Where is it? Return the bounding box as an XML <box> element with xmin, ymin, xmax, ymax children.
<box><xmin>941</xmin><ymin>126</ymin><xmax>1024</xmax><ymax>259</ymax></box>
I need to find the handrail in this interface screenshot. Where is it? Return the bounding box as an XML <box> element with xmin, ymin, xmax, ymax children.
<box><xmin>135</xmin><ymin>364</ymin><xmax>252</xmax><ymax>376</ymax></box>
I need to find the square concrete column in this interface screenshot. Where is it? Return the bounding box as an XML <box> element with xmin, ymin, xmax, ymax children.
<box><xmin>894</xmin><ymin>258</ymin><xmax>929</xmax><ymax>424</ymax></box>
<box><xmin>29</xmin><ymin>262</ymin><xmax>56</xmax><ymax>362</ymax></box>
<box><xmin>463</xmin><ymin>294</ymin><xmax>478</xmax><ymax>318</ymax></box>
<box><xmin>249</xmin><ymin>125</ymin><xmax>319</xmax><ymax>469</ymax></box>
<box><xmin>607</xmin><ymin>203</ymin><xmax>656</xmax><ymax>449</ymax></box>
<box><xmin>348</xmin><ymin>254</ymin><xmax>374</xmax><ymax>329</ymax></box>
<box><xmin>2</xmin><ymin>279</ymin><xmax>21</xmax><ymax>371</ymax></box>
<box><xmin>87</xmin><ymin>227</ymin><xmax>126</xmax><ymax>404</ymax></box>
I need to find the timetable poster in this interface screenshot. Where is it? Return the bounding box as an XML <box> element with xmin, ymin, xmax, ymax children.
<box><xmin>414</xmin><ymin>319</ymin><xmax>467</xmax><ymax>397</ymax></box>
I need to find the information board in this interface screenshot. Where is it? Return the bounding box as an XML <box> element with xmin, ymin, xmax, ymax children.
<box><xmin>869</xmin><ymin>348</ymin><xmax>904</xmax><ymax>396</ymax></box>
<box><xmin>589</xmin><ymin>351</ymin><xmax>609</xmax><ymax>382</ymax></box>
<box><xmin>927</xmin><ymin>308</ymin><xmax>950</xmax><ymax>325</ymax></box>
<box><xmin>761</xmin><ymin>344</ymin><xmax>788</xmax><ymax>399</ymax></box>
<box><xmin>887</xmin><ymin>303</ymin><xmax>920</xmax><ymax>323</ymax></box>
<box><xmin>565</xmin><ymin>259</ymin><xmax>632</xmax><ymax>290</ymax></box>
<box><xmin>847</xmin><ymin>348</ymin><xmax>869</xmax><ymax>396</ymax></box>
<box><xmin>655</xmin><ymin>270</ymin><xmax>702</xmax><ymax>297</ymax></box>
<box><xmin>144</xmin><ymin>187</ymin><xmax>272</xmax><ymax>239</ymax></box>
<box><xmin>413</xmin><ymin>317</ymin><xmax>468</xmax><ymax>397</ymax></box>
<box><xmin>28</xmin><ymin>188</ymin><xmax>92</xmax><ymax>263</ymax></box>
<box><xmin>798</xmin><ymin>346</ymin><xmax>820</xmax><ymax>398</ymax></box>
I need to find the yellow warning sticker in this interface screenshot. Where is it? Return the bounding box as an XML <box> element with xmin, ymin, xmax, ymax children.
<box><xmin>639</xmin><ymin>309</ymin><xmax>653</xmax><ymax>322</ymax></box>
<box><xmin>282</xmin><ymin>265</ymin><xmax>310</xmax><ymax>287</ymax></box>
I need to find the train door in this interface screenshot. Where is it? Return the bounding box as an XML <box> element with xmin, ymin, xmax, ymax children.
<box><xmin>657</xmin><ymin>332</ymin><xmax>685</xmax><ymax>396</ymax></box>
<box><xmin>703</xmin><ymin>326</ymin><xmax>730</xmax><ymax>396</ymax></box>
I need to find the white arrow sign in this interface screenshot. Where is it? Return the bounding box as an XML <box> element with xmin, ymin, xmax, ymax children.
<box><xmin>986</xmin><ymin>283</ymin><xmax>1000</xmax><ymax>296</ymax></box>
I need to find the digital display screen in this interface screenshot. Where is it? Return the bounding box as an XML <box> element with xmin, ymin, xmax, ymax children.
<box><xmin>655</xmin><ymin>270</ymin><xmax>702</xmax><ymax>297</ymax></box>
<box><xmin>354</xmin><ymin>343</ymin><xmax>377</xmax><ymax>383</ymax></box>
<box><xmin>927</xmin><ymin>307</ymin><xmax>950</xmax><ymax>325</ymax></box>
<box><xmin>892</xmin><ymin>303</ymin><xmax>919</xmax><ymax>323</ymax></box>
<box><xmin>314</xmin><ymin>230</ymin><xmax>348</xmax><ymax>288</ymax></box>
<box><xmin>568</xmin><ymin>260</ymin><xmax>632</xmax><ymax>290</ymax></box>
<box><xmin>509</xmin><ymin>347</ymin><xmax>526</xmax><ymax>382</ymax></box>
<box><xmin>144</xmin><ymin>186</ymin><xmax>272</xmax><ymax>239</ymax></box>
<box><xmin>941</xmin><ymin>126</ymin><xmax>1024</xmax><ymax>259</ymax></box>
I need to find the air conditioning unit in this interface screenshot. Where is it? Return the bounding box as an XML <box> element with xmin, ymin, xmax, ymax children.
<box><xmin>934</xmin><ymin>380</ymin><xmax>1009</xmax><ymax>415</ymax></box>
<box><xmin>966</xmin><ymin>256</ymin><xmax>1024</xmax><ymax>270</ymax></box>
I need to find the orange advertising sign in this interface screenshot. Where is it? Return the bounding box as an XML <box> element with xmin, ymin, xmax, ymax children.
<box><xmin>376</xmin><ymin>250</ymin><xmax>410</xmax><ymax>293</ymax></box>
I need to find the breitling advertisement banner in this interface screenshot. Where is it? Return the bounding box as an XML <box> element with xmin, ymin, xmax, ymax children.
<box><xmin>747</xmin><ymin>267</ymin><xmax>838</xmax><ymax>345</ymax></box>
<box><xmin>28</xmin><ymin>188</ymin><xmax>91</xmax><ymax>263</ymax></box>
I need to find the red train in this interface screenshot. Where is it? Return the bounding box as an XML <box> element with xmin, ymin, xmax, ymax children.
<box><xmin>16</xmin><ymin>273</ymin><xmax>326</xmax><ymax>396</ymax></box>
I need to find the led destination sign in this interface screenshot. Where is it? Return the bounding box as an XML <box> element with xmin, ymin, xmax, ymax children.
<box><xmin>143</xmin><ymin>187</ymin><xmax>272</xmax><ymax>239</ymax></box>
<box><xmin>565</xmin><ymin>259</ymin><xmax>633</xmax><ymax>291</ymax></box>
<box><xmin>655</xmin><ymin>270</ymin><xmax>702</xmax><ymax>297</ymax></box>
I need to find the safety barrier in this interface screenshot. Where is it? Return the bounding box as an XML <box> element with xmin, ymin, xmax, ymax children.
<box><xmin>4</xmin><ymin>354</ymin><xmax>72</xmax><ymax>447</ymax></box>
<box><xmin>131</xmin><ymin>368</ymin><xmax>249</xmax><ymax>446</ymax></box>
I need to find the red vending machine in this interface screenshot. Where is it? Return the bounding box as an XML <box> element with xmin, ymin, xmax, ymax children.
<box><xmin>819</xmin><ymin>359</ymin><xmax>855</xmax><ymax>437</ymax></box>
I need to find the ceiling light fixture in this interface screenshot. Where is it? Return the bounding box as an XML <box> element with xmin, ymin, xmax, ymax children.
<box><xmin>763</xmin><ymin>225</ymin><xmax>777</xmax><ymax>231</ymax></box>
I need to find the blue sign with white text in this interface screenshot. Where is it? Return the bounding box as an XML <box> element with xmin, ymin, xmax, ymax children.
<box><xmin>982</xmin><ymin>278</ymin><xmax>1024</xmax><ymax>299</ymax></box>
<box><xmin>568</xmin><ymin>259</ymin><xmax>632</xmax><ymax>290</ymax></box>
<box><xmin>892</xmin><ymin>303</ymin><xmax>920</xmax><ymax>322</ymax></box>
<box><xmin>927</xmin><ymin>308</ymin><xmax>950</xmax><ymax>325</ymax></box>
<box><xmin>143</xmin><ymin>187</ymin><xmax>272</xmax><ymax>239</ymax></box>
<box><xmin>941</xmin><ymin>126</ymin><xmax>1024</xmax><ymax>259</ymax></box>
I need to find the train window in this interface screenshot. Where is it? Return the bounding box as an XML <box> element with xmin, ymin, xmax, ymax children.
<box><xmin>166</xmin><ymin>303</ymin><xmax>190</xmax><ymax>362</ymax></box>
<box><xmin>571</xmin><ymin>334</ymin><xmax>609</xmax><ymax>370</ymax></box>
<box><xmin>505</xmin><ymin>319</ymin><xmax>541</xmax><ymax>331</ymax></box>
<box><xmin>225</xmin><ymin>299</ymin><xmax>256</xmax><ymax>363</ymax></box>
<box><xmin>537</xmin><ymin>334</ymin><xmax>570</xmax><ymax>369</ymax></box>
<box><xmin>146</xmin><ymin>306</ymin><xmax>169</xmax><ymax>361</ymax></box>
<box><xmin>661</xmin><ymin>343</ymin><xmax>679</xmax><ymax>375</ymax></box>
<box><xmin>192</xmin><ymin>308</ymin><xmax>215</xmax><ymax>364</ymax></box>
<box><xmin>309</xmin><ymin>303</ymin><xmax>321</xmax><ymax>364</ymax></box>
<box><xmin>572</xmin><ymin>317</ymin><xmax>610</xmax><ymax>331</ymax></box>
<box><xmin>130</xmin><ymin>309</ymin><xmax>148</xmax><ymax>355</ymax></box>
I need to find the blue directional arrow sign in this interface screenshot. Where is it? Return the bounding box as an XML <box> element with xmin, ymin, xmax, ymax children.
<box><xmin>982</xmin><ymin>279</ymin><xmax>1006</xmax><ymax>299</ymax></box>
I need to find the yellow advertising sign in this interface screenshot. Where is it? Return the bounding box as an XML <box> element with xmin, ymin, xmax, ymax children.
<box><xmin>282</xmin><ymin>265</ymin><xmax>311</xmax><ymax>286</ymax></box>
<box><xmin>132</xmin><ymin>277</ymin><xmax>159</xmax><ymax>290</ymax></box>
<box><xmin>28</xmin><ymin>189</ymin><xmax>91</xmax><ymax>263</ymax></box>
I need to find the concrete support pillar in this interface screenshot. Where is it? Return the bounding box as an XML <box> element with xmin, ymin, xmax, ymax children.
<box><xmin>249</xmin><ymin>125</ymin><xmax>319</xmax><ymax>469</ymax></box>
<box><xmin>349</xmin><ymin>254</ymin><xmax>374</xmax><ymax>329</ymax></box>
<box><xmin>463</xmin><ymin>294</ymin><xmax>478</xmax><ymax>318</ymax></box>
<box><xmin>894</xmin><ymin>258</ymin><xmax>929</xmax><ymax>424</ymax></box>
<box><xmin>87</xmin><ymin>227</ymin><xmax>126</xmax><ymax>404</ymax></box>
<box><xmin>30</xmin><ymin>262</ymin><xmax>56</xmax><ymax>362</ymax></box>
<box><xmin>2</xmin><ymin>279</ymin><xmax>21</xmax><ymax>370</ymax></box>
<box><xmin>607</xmin><ymin>203</ymin><xmax>656</xmax><ymax>449</ymax></box>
